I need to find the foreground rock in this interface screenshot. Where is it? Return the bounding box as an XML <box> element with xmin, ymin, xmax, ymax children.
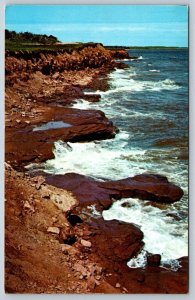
<box><xmin>45</xmin><ymin>173</ymin><xmax>184</xmax><ymax>212</ymax></box>
<box><xmin>86</xmin><ymin>218</ymin><xmax>144</xmax><ymax>263</ymax></box>
<box><xmin>5</xmin><ymin>106</ymin><xmax>117</xmax><ymax>169</ymax></box>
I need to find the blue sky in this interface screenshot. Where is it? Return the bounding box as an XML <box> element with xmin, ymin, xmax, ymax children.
<box><xmin>6</xmin><ymin>5</ymin><xmax>188</xmax><ymax>47</ymax></box>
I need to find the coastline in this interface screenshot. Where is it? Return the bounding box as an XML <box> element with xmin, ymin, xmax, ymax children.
<box><xmin>5</xmin><ymin>44</ymin><xmax>188</xmax><ymax>294</ymax></box>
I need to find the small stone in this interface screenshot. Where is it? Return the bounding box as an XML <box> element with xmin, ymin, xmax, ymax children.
<box><xmin>115</xmin><ymin>283</ymin><xmax>121</xmax><ymax>288</ymax></box>
<box><xmin>24</xmin><ymin>201</ymin><xmax>34</xmax><ymax>212</ymax></box>
<box><xmin>16</xmin><ymin>119</ymin><xmax>21</xmax><ymax>124</ymax></box>
<box><xmin>79</xmin><ymin>275</ymin><xmax>84</xmax><ymax>280</ymax></box>
<box><xmin>87</xmin><ymin>276</ymin><xmax>96</xmax><ymax>289</ymax></box>
<box><xmin>25</xmin><ymin>120</ymin><xmax>31</xmax><ymax>124</ymax></box>
<box><xmin>73</xmin><ymin>262</ymin><xmax>88</xmax><ymax>277</ymax></box>
<box><xmin>47</xmin><ymin>227</ymin><xmax>60</xmax><ymax>234</ymax></box>
<box><xmin>95</xmin><ymin>280</ymin><xmax>100</xmax><ymax>286</ymax></box>
<box><xmin>80</xmin><ymin>239</ymin><xmax>92</xmax><ymax>248</ymax></box>
<box><xmin>53</xmin><ymin>72</ymin><xmax>59</xmax><ymax>79</ymax></box>
<box><xmin>35</xmin><ymin>177</ymin><xmax>45</xmax><ymax>190</ymax></box>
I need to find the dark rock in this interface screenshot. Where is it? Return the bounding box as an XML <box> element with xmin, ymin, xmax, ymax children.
<box><xmin>110</xmin><ymin>49</ymin><xmax>130</xmax><ymax>59</ymax></box>
<box><xmin>45</xmin><ymin>173</ymin><xmax>183</xmax><ymax>210</ymax></box>
<box><xmin>166</xmin><ymin>213</ymin><xmax>182</xmax><ymax>221</ymax></box>
<box><xmin>147</xmin><ymin>254</ymin><xmax>161</xmax><ymax>267</ymax></box>
<box><xmin>63</xmin><ymin>234</ymin><xmax>77</xmax><ymax>245</ymax></box>
<box><xmin>45</xmin><ymin>173</ymin><xmax>120</xmax><ymax>212</ymax></box>
<box><xmin>121</xmin><ymin>202</ymin><xmax>133</xmax><ymax>208</ymax></box>
<box><xmin>100</xmin><ymin>174</ymin><xmax>183</xmax><ymax>203</ymax></box>
<box><xmin>83</xmin><ymin>94</ymin><xmax>101</xmax><ymax>103</ymax></box>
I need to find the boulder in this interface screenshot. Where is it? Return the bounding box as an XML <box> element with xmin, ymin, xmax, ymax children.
<box><xmin>87</xmin><ymin>218</ymin><xmax>144</xmax><ymax>263</ymax></box>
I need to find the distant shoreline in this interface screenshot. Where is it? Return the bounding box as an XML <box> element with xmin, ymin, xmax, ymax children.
<box><xmin>105</xmin><ymin>46</ymin><xmax>188</xmax><ymax>50</ymax></box>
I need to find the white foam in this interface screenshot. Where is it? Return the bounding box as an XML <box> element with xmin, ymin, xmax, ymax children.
<box><xmin>149</xmin><ymin>69</ymin><xmax>160</xmax><ymax>73</ymax></box>
<box><xmin>72</xmin><ymin>99</ymin><xmax>92</xmax><ymax>109</ymax></box>
<box><xmin>91</xmin><ymin>69</ymin><xmax>181</xmax><ymax>95</ymax></box>
<box><xmin>43</xmin><ymin>138</ymin><xmax>147</xmax><ymax>180</ymax></box>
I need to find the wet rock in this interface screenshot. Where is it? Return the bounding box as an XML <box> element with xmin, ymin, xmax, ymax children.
<box><xmin>121</xmin><ymin>201</ymin><xmax>133</xmax><ymax>208</ymax></box>
<box><xmin>166</xmin><ymin>212</ymin><xmax>182</xmax><ymax>221</ymax></box>
<box><xmin>100</xmin><ymin>173</ymin><xmax>183</xmax><ymax>203</ymax></box>
<box><xmin>45</xmin><ymin>173</ymin><xmax>183</xmax><ymax>212</ymax></box>
<box><xmin>147</xmin><ymin>254</ymin><xmax>161</xmax><ymax>267</ymax></box>
<box><xmin>45</xmin><ymin>173</ymin><xmax>119</xmax><ymax>212</ymax></box>
<box><xmin>6</xmin><ymin>107</ymin><xmax>117</xmax><ymax>169</ymax></box>
<box><xmin>88</xmin><ymin>218</ymin><xmax>143</xmax><ymax>263</ymax></box>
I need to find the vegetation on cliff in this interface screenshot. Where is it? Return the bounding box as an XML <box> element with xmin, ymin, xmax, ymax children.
<box><xmin>5</xmin><ymin>29</ymin><xmax>60</xmax><ymax>44</ymax></box>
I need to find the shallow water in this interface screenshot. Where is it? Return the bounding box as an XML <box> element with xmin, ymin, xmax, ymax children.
<box><xmin>33</xmin><ymin>121</ymin><xmax>72</xmax><ymax>131</ymax></box>
<box><xmin>32</xmin><ymin>50</ymin><xmax>189</xmax><ymax>269</ymax></box>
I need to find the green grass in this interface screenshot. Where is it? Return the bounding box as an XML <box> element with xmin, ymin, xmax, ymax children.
<box><xmin>5</xmin><ymin>40</ymin><xmax>98</xmax><ymax>52</ymax></box>
<box><xmin>105</xmin><ymin>45</ymin><xmax>188</xmax><ymax>50</ymax></box>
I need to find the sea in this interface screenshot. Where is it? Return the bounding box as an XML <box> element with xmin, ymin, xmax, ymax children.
<box><xmin>35</xmin><ymin>49</ymin><xmax>189</xmax><ymax>270</ymax></box>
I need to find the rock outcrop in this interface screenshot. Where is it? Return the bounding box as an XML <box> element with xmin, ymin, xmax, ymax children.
<box><xmin>6</xmin><ymin>106</ymin><xmax>118</xmax><ymax>169</ymax></box>
<box><xmin>45</xmin><ymin>173</ymin><xmax>183</xmax><ymax>213</ymax></box>
<box><xmin>5</xmin><ymin>44</ymin><xmax>113</xmax><ymax>80</ymax></box>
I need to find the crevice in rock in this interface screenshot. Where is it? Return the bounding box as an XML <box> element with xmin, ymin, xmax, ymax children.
<box><xmin>67</xmin><ymin>214</ymin><xmax>83</xmax><ymax>226</ymax></box>
<box><xmin>63</xmin><ymin>234</ymin><xmax>77</xmax><ymax>245</ymax></box>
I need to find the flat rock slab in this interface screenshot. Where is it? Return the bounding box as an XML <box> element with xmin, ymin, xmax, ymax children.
<box><xmin>5</xmin><ymin>106</ymin><xmax>117</xmax><ymax>169</ymax></box>
<box><xmin>45</xmin><ymin>173</ymin><xmax>184</xmax><ymax>211</ymax></box>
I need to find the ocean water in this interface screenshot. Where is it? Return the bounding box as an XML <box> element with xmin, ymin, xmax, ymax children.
<box><xmin>33</xmin><ymin>50</ymin><xmax>189</xmax><ymax>269</ymax></box>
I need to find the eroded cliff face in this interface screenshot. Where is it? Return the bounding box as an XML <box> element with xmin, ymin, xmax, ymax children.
<box><xmin>5</xmin><ymin>44</ymin><xmax>122</xmax><ymax>84</ymax></box>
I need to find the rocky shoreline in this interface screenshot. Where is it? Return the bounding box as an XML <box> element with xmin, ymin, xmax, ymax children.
<box><xmin>5</xmin><ymin>44</ymin><xmax>188</xmax><ymax>293</ymax></box>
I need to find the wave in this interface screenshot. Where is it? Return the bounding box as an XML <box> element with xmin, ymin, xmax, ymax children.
<box><xmin>103</xmin><ymin>197</ymin><xmax>188</xmax><ymax>270</ymax></box>
<box><xmin>87</xmin><ymin>69</ymin><xmax>180</xmax><ymax>95</ymax></box>
<box><xmin>96</xmin><ymin>78</ymin><xmax>180</xmax><ymax>95</ymax></box>
<box><xmin>149</xmin><ymin>69</ymin><xmax>160</xmax><ymax>72</ymax></box>
<box><xmin>42</xmin><ymin>138</ymin><xmax>148</xmax><ymax>180</ymax></box>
